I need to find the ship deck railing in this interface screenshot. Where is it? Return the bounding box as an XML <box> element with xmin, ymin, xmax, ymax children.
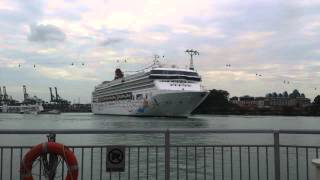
<box><xmin>0</xmin><ymin>129</ymin><xmax>320</xmax><ymax>180</ymax></box>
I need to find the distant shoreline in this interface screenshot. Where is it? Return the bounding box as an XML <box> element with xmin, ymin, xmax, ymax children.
<box><xmin>193</xmin><ymin>111</ymin><xmax>320</xmax><ymax>117</ymax></box>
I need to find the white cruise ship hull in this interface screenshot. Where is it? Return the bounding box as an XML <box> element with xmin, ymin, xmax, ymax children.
<box><xmin>92</xmin><ymin>91</ymin><xmax>208</xmax><ymax>117</ymax></box>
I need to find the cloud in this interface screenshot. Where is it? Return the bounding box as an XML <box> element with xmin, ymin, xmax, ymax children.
<box><xmin>1</xmin><ymin>0</ymin><xmax>320</xmax><ymax>101</ymax></box>
<box><xmin>301</xmin><ymin>16</ymin><xmax>320</xmax><ymax>36</ymax></box>
<box><xmin>0</xmin><ymin>0</ymin><xmax>17</xmax><ymax>11</ymax></box>
<box><xmin>0</xmin><ymin>57</ymin><xmax>25</xmax><ymax>68</ymax></box>
<box><xmin>172</xmin><ymin>24</ymin><xmax>225</xmax><ymax>38</ymax></box>
<box><xmin>100</xmin><ymin>38</ymin><xmax>123</xmax><ymax>46</ymax></box>
<box><xmin>28</xmin><ymin>24</ymin><xmax>66</xmax><ymax>43</ymax></box>
<box><xmin>37</xmin><ymin>65</ymin><xmax>98</xmax><ymax>81</ymax></box>
<box><xmin>128</xmin><ymin>31</ymin><xmax>169</xmax><ymax>45</ymax></box>
<box><xmin>234</xmin><ymin>31</ymin><xmax>275</xmax><ymax>49</ymax></box>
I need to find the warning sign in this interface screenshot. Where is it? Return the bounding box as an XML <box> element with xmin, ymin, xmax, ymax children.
<box><xmin>106</xmin><ymin>146</ymin><xmax>125</xmax><ymax>172</ymax></box>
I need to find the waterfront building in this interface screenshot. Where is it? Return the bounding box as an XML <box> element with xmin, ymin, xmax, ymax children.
<box><xmin>231</xmin><ymin>90</ymin><xmax>311</xmax><ymax>109</ymax></box>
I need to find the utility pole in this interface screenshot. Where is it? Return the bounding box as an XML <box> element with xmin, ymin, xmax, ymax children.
<box><xmin>185</xmin><ymin>49</ymin><xmax>199</xmax><ymax>70</ymax></box>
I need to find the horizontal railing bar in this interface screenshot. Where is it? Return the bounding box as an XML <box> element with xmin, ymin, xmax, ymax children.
<box><xmin>1</xmin><ymin>128</ymin><xmax>320</xmax><ymax>134</ymax></box>
<box><xmin>172</xmin><ymin>144</ymin><xmax>274</xmax><ymax>147</ymax></box>
<box><xmin>0</xmin><ymin>145</ymin><xmax>273</xmax><ymax>149</ymax></box>
<box><xmin>172</xmin><ymin>129</ymin><xmax>320</xmax><ymax>134</ymax></box>
<box><xmin>0</xmin><ymin>145</ymin><xmax>167</xmax><ymax>148</ymax></box>
<box><xmin>279</xmin><ymin>129</ymin><xmax>320</xmax><ymax>134</ymax></box>
<box><xmin>170</xmin><ymin>129</ymin><xmax>276</xmax><ymax>133</ymax></box>
<box><xmin>3</xmin><ymin>144</ymin><xmax>320</xmax><ymax>149</ymax></box>
<box><xmin>2</xmin><ymin>144</ymin><xmax>320</xmax><ymax>149</ymax></box>
<box><xmin>0</xmin><ymin>129</ymin><xmax>168</xmax><ymax>134</ymax></box>
<box><xmin>280</xmin><ymin>145</ymin><xmax>320</xmax><ymax>148</ymax></box>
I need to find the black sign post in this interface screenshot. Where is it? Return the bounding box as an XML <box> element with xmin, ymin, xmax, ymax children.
<box><xmin>106</xmin><ymin>146</ymin><xmax>125</xmax><ymax>172</ymax></box>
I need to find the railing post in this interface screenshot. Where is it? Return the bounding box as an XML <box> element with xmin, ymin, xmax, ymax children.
<box><xmin>165</xmin><ymin>129</ymin><xmax>170</xmax><ymax>180</ymax></box>
<box><xmin>274</xmin><ymin>130</ymin><xmax>280</xmax><ymax>180</ymax></box>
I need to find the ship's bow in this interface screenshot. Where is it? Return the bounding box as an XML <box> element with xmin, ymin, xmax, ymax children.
<box><xmin>147</xmin><ymin>91</ymin><xmax>209</xmax><ymax>117</ymax></box>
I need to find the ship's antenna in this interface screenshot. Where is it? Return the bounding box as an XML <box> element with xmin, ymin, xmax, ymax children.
<box><xmin>185</xmin><ymin>49</ymin><xmax>199</xmax><ymax>70</ymax></box>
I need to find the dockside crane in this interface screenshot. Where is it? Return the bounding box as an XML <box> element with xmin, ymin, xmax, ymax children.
<box><xmin>1</xmin><ymin>86</ymin><xmax>19</xmax><ymax>105</ymax></box>
<box><xmin>0</xmin><ymin>86</ymin><xmax>3</xmax><ymax>103</ymax></box>
<box><xmin>22</xmin><ymin>85</ymin><xmax>42</xmax><ymax>104</ymax></box>
<box><xmin>3</xmin><ymin>86</ymin><xmax>8</xmax><ymax>102</ymax></box>
<box><xmin>23</xmin><ymin>85</ymin><xmax>29</xmax><ymax>101</ymax></box>
<box><xmin>54</xmin><ymin>87</ymin><xmax>61</xmax><ymax>102</ymax></box>
<box><xmin>47</xmin><ymin>87</ymin><xmax>70</xmax><ymax>112</ymax></box>
<box><xmin>49</xmin><ymin>87</ymin><xmax>55</xmax><ymax>102</ymax></box>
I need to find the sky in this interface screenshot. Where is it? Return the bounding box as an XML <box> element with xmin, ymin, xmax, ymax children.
<box><xmin>0</xmin><ymin>0</ymin><xmax>320</xmax><ymax>103</ymax></box>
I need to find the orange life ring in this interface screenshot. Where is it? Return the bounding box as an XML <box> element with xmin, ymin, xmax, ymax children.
<box><xmin>20</xmin><ymin>142</ymin><xmax>78</xmax><ymax>180</ymax></box>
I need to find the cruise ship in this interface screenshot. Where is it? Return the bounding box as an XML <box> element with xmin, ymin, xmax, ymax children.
<box><xmin>92</xmin><ymin>54</ymin><xmax>209</xmax><ymax>117</ymax></box>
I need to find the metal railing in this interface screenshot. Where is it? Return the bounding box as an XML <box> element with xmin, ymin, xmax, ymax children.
<box><xmin>0</xmin><ymin>129</ymin><xmax>320</xmax><ymax>180</ymax></box>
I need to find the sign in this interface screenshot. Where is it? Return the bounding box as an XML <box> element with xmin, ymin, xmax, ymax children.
<box><xmin>106</xmin><ymin>146</ymin><xmax>125</xmax><ymax>172</ymax></box>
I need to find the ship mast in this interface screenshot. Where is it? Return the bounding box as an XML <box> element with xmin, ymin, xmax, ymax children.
<box><xmin>185</xmin><ymin>49</ymin><xmax>199</xmax><ymax>70</ymax></box>
<box><xmin>153</xmin><ymin>54</ymin><xmax>160</xmax><ymax>66</ymax></box>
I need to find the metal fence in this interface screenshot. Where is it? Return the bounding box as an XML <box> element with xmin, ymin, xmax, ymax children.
<box><xmin>0</xmin><ymin>129</ymin><xmax>320</xmax><ymax>180</ymax></box>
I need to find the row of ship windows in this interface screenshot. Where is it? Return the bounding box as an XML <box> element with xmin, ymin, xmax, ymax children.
<box><xmin>95</xmin><ymin>92</ymin><xmax>150</xmax><ymax>102</ymax></box>
<box><xmin>95</xmin><ymin>80</ymin><xmax>153</xmax><ymax>94</ymax></box>
<box><xmin>159</xmin><ymin>80</ymin><xmax>193</xmax><ymax>87</ymax></box>
<box><xmin>160</xmin><ymin>80</ymin><xmax>192</xmax><ymax>83</ymax></box>
<box><xmin>98</xmin><ymin>74</ymin><xmax>148</xmax><ymax>86</ymax></box>
<box><xmin>94</xmin><ymin>83</ymin><xmax>154</xmax><ymax>97</ymax></box>
<box><xmin>170</xmin><ymin>84</ymin><xmax>191</xmax><ymax>87</ymax></box>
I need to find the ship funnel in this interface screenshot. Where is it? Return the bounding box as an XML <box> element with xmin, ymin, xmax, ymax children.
<box><xmin>114</xmin><ymin>68</ymin><xmax>124</xmax><ymax>80</ymax></box>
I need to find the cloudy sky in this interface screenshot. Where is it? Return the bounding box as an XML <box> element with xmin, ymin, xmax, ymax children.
<box><xmin>0</xmin><ymin>0</ymin><xmax>320</xmax><ymax>103</ymax></box>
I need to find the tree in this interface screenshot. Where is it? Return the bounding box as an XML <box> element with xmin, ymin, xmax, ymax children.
<box><xmin>289</xmin><ymin>89</ymin><xmax>300</xmax><ymax>98</ymax></box>
<box><xmin>204</xmin><ymin>89</ymin><xmax>230</xmax><ymax>106</ymax></box>
<box><xmin>193</xmin><ymin>89</ymin><xmax>233</xmax><ymax>114</ymax></box>
<box><xmin>230</xmin><ymin>96</ymin><xmax>239</xmax><ymax>101</ymax></box>
<box><xmin>300</xmin><ymin>93</ymin><xmax>305</xmax><ymax>98</ymax></box>
<box><xmin>266</xmin><ymin>93</ymin><xmax>272</xmax><ymax>98</ymax></box>
<box><xmin>314</xmin><ymin>95</ymin><xmax>320</xmax><ymax>105</ymax></box>
<box><xmin>283</xmin><ymin>91</ymin><xmax>289</xmax><ymax>97</ymax></box>
<box><xmin>272</xmin><ymin>92</ymin><xmax>278</xmax><ymax>98</ymax></box>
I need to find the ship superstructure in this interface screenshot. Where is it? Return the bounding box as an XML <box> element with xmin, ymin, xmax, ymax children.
<box><xmin>92</xmin><ymin>52</ymin><xmax>209</xmax><ymax>117</ymax></box>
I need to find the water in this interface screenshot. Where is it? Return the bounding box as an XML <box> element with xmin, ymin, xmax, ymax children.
<box><xmin>0</xmin><ymin>113</ymin><xmax>319</xmax><ymax>146</ymax></box>
<box><xmin>0</xmin><ymin>113</ymin><xmax>319</xmax><ymax>180</ymax></box>
<box><xmin>2</xmin><ymin>113</ymin><xmax>319</xmax><ymax>130</ymax></box>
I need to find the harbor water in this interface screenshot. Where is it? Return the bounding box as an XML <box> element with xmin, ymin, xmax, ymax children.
<box><xmin>0</xmin><ymin>113</ymin><xmax>320</xmax><ymax>180</ymax></box>
<box><xmin>0</xmin><ymin>113</ymin><xmax>319</xmax><ymax>145</ymax></box>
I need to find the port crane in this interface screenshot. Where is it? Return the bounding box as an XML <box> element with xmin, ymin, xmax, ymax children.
<box><xmin>47</xmin><ymin>87</ymin><xmax>70</xmax><ymax>112</ymax></box>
